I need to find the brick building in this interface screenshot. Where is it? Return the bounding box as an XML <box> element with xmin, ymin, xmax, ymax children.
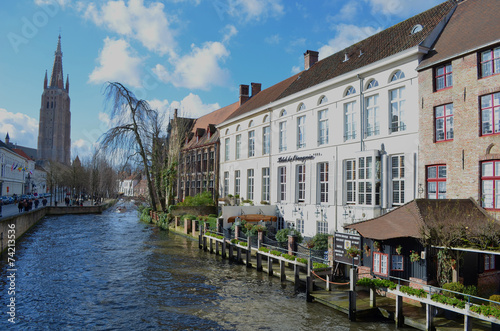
<box><xmin>417</xmin><ymin>0</ymin><xmax>500</xmax><ymax>219</ymax></box>
<box><xmin>37</xmin><ymin>35</ymin><xmax>71</xmax><ymax>165</ymax></box>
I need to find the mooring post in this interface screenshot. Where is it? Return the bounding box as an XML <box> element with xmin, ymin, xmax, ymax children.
<box><xmin>395</xmin><ymin>294</ymin><xmax>403</xmax><ymax>327</ymax></box>
<box><xmin>229</xmin><ymin>242</ymin><xmax>234</xmax><ymax>261</ymax></box>
<box><xmin>215</xmin><ymin>240</ymin><xmax>220</xmax><ymax>256</ymax></box>
<box><xmin>306</xmin><ymin>258</ymin><xmax>313</xmax><ymax>302</ymax></box>
<box><xmin>294</xmin><ymin>262</ymin><xmax>300</xmax><ymax>284</ymax></box>
<box><xmin>348</xmin><ymin>267</ymin><xmax>357</xmax><ymax>321</ymax></box>
<box><xmin>425</xmin><ymin>303</ymin><xmax>434</xmax><ymax>330</ymax></box>
<box><xmin>222</xmin><ymin>239</ymin><xmax>226</xmax><ymax>258</ymax></box>
<box><xmin>257</xmin><ymin>231</ymin><xmax>263</xmax><ymax>248</ymax></box>
<box><xmin>209</xmin><ymin>238</ymin><xmax>213</xmax><ymax>253</ymax></box>
<box><xmin>199</xmin><ymin>232</ymin><xmax>203</xmax><ymax>249</ymax></box>
<box><xmin>464</xmin><ymin>302</ymin><xmax>472</xmax><ymax>331</ymax></box>
<box><xmin>192</xmin><ymin>219</ymin><xmax>196</xmax><ymax>237</ymax></box>
<box><xmin>268</xmin><ymin>255</ymin><xmax>273</xmax><ymax>276</ymax></box>
<box><xmin>280</xmin><ymin>259</ymin><xmax>286</xmax><ymax>281</ymax></box>
<box><xmin>256</xmin><ymin>251</ymin><xmax>262</xmax><ymax>271</ymax></box>
<box><xmin>203</xmin><ymin>234</ymin><xmax>207</xmax><ymax>251</ymax></box>
<box><xmin>370</xmin><ymin>288</ymin><xmax>377</xmax><ymax>308</ymax></box>
<box><xmin>237</xmin><ymin>246</ymin><xmax>242</xmax><ymax>263</ymax></box>
<box><xmin>246</xmin><ymin>236</ymin><xmax>251</xmax><ymax>267</ymax></box>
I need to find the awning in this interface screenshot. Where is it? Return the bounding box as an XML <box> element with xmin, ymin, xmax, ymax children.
<box><xmin>227</xmin><ymin>214</ymin><xmax>277</xmax><ymax>223</ymax></box>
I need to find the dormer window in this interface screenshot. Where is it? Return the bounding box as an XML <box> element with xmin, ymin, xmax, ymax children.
<box><xmin>366</xmin><ymin>79</ymin><xmax>379</xmax><ymax>89</ymax></box>
<box><xmin>280</xmin><ymin>109</ymin><xmax>287</xmax><ymax>117</ymax></box>
<box><xmin>391</xmin><ymin>70</ymin><xmax>405</xmax><ymax>82</ymax></box>
<box><xmin>318</xmin><ymin>96</ymin><xmax>328</xmax><ymax>105</ymax></box>
<box><xmin>248</xmin><ymin>120</ymin><xmax>254</xmax><ymax>128</ymax></box>
<box><xmin>297</xmin><ymin>103</ymin><xmax>306</xmax><ymax>112</ymax></box>
<box><xmin>411</xmin><ymin>24</ymin><xmax>423</xmax><ymax>34</ymax></box>
<box><xmin>345</xmin><ymin>86</ymin><xmax>356</xmax><ymax>96</ymax></box>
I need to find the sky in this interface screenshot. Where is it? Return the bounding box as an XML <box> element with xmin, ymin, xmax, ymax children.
<box><xmin>0</xmin><ymin>0</ymin><xmax>445</xmax><ymax>160</ymax></box>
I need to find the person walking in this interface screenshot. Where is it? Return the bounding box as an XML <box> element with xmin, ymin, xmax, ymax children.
<box><xmin>42</xmin><ymin>198</ymin><xmax>47</xmax><ymax>206</ymax></box>
<box><xmin>34</xmin><ymin>199</ymin><xmax>40</xmax><ymax>208</ymax></box>
<box><xmin>18</xmin><ymin>200</ymin><xmax>24</xmax><ymax>213</ymax></box>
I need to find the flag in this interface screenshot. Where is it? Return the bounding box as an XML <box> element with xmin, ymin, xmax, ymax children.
<box><xmin>11</xmin><ymin>163</ymin><xmax>14</xmax><ymax>171</ymax></box>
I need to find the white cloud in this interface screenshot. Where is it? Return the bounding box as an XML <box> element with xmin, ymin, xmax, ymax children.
<box><xmin>82</xmin><ymin>0</ymin><xmax>177</xmax><ymax>56</ymax></box>
<box><xmin>153</xmin><ymin>41</ymin><xmax>231</xmax><ymax>90</ymax></box>
<box><xmin>318</xmin><ymin>24</ymin><xmax>381</xmax><ymax>60</ymax></box>
<box><xmin>265</xmin><ymin>34</ymin><xmax>281</xmax><ymax>45</ymax></box>
<box><xmin>0</xmin><ymin>108</ymin><xmax>38</xmax><ymax>148</ymax></box>
<box><xmin>330</xmin><ymin>2</ymin><xmax>361</xmax><ymax>21</ymax></box>
<box><xmin>71</xmin><ymin>139</ymin><xmax>93</xmax><ymax>159</ymax></box>
<box><xmin>221</xmin><ymin>25</ymin><xmax>238</xmax><ymax>44</ymax></box>
<box><xmin>364</xmin><ymin>0</ymin><xmax>442</xmax><ymax>17</ymax></box>
<box><xmin>170</xmin><ymin>93</ymin><xmax>219</xmax><ymax>118</ymax></box>
<box><xmin>291</xmin><ymin>65</ymin><xmax>300</xmax><ymax>74</ymax></box>
<box><xmin>89</xmin><ymin>37</ymin><xmax>143</xmax><ymax>88</ymax></box>
<box><xmin>35</xmin><ymin>0</ymin><xmax>69</xmax><ymax>7</ymax></box>
<box><xmin>226</xmin><ymin>0</ymin><xmax>284</xmax><ymax>22</ymax></box>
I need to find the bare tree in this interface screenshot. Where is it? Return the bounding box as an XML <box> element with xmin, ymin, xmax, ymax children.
<box><xmin>99</xmin><ymin>82</ymin><xmax>158</xmax><ymax>210</ymax></box>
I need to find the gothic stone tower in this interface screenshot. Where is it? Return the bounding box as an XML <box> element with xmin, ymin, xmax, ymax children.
<box><xmin>37</xmin><ymin>35</ymin><xmax>71</xmax><ymax>165</ymax></box>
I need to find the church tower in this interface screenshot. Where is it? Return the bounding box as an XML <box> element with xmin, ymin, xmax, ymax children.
<box><xmin>37</xmin><ymin>34</ymin><xmax>71</xmax><ymax>165</ymax></box>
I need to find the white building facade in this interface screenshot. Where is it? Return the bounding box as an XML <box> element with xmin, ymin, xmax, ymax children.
<box><xmin>217</xmin><ymin>2</ymin><xmax>454</xmax><ymax>237</ymax></box>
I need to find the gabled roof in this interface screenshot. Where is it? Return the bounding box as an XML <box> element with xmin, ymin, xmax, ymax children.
<box><xmin>12</xmin><ymin>148</ymin><xmax>32</xmax><ymax>160</ymax></box>
<box><xmin>183</xmin><ymin>101</ymin><xmax>239</xmax><ymax>150</ymax></box>
<box><xmin>418</xmin><ymin>0</ymin><xmax>500</xmax><ymax>70</ymax></box>
<box><xmin>278</xmin><ymin>1</ymin><xmax>456</xmax><ymax>99</ymax></box>
<box><xmin>344</xmin><ymin>198</ymin><xmax>495</xmax><ymax>240</ymax></box>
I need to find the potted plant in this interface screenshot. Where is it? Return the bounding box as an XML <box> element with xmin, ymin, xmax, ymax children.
<box><xmin>396</xmin><ymin>245</ymin><xmax>402</xmax><ymax>255</ymax></box>
<box><xmin>346</xmin><ymin>245</ymin><xmax>361</xmax><ymax>258</ymax></box>
<box><xmin>373</xmin><ymin>241</ymin><xmax>381</xmax><ymax>251</ymax></box>
<box><xmin>253</xmin><ymin>224</ymin><xmax>267</xmax><ymax>233</ymax></box>
<box><xmin>305</xmin><ymin>239</ymin><xmax>315</xmax><ymax>249</ymax></box>
<box><xmin>364</xmin><ymin>243</ymin><xmax>371</xmax><ymax>256</ymax></box>
<box><xmin>410</xmin><ymin>250</ymin><xmax>420</xmax><ymax>263</ymax></box>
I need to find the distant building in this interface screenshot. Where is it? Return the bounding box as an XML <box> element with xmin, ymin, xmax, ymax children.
<box><xmin>0</xmin><ymin>140</ymin><xmax>35</xmax><ymax>196</ymax></box>
<box><xmin>37</xmin><ymin>35</ymin><xmax>71</xmax><ymax>165</ymax></box>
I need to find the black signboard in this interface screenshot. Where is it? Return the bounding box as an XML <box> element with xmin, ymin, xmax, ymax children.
<box><xmin>334</xmin><ymin>232</ymin><xmax>361</xmax><ymax>266</ymax></box>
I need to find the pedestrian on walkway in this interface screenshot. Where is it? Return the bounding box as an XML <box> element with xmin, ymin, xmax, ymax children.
<box><xmin>42</xmin><ymin>198</ymin><xmax>47</xmax><ymax>207</ymax></box>
<box><xmin>18</xmin><ymin>200</ymin><xmax>24</xmax><ymax>213</ymax></box>
<box><xmin>34</xmin><ymin>199</ymin><xmax>40</xmax><ymax>208</ymax></box>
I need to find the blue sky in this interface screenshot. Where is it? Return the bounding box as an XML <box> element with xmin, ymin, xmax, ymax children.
<box><xmin>0</xmin><ymin>0</ymin><xmax>444</xmax><ymax>160</ymax></box>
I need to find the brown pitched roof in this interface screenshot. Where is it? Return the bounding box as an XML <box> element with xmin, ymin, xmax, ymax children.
<box><xmin>344</xmin><ymin>198</ymin><xmax>495</xmax><ymax>240</ymax></box>
<box><xmin>418</xmin><ymin>0</ymin><xmax>500</xmax><ymax>70</ymax></box>
<box><xmin>278</xmin><ymin>1</ymin><xmax>455</xmax><ymax>99</ymax></box>
<box><xmin>12</xmin><ymin>148</ymin><xmax>32</xmax><ymax>160</ymax></box>
<box><xmin>224</xmin><ymin>74</ymin><xmax>301</xmax><ymax>122</ymax></box>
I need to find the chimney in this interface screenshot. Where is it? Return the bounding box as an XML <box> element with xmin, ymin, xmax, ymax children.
<box><xmin>251</xmin><ymin>82</ymin><xmax>261</xmax><ymax>96</ymax></box>
<box><xmin>304</xmin><ymin>50</ymin><xmax>319</xmax><ymax>70</ymax></box>
<box><xmin>174</xmin><ymin>108</ymin><xmax>178</xmax><ymax>119</ymax></box>
<box><xmin>239</xmin><ymin>84</ymin><xmax>249</xmax><ymax>105</ymax></box>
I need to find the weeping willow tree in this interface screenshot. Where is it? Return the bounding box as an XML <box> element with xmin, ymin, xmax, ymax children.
<box><xmin>99</xmin><ymin>82</ymin><xmax>158</xmax><ymax>211</ymax></box>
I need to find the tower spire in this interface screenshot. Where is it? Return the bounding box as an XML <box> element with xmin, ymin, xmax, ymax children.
<box><xmin>49</xmin><ymin>34</ymin><xmax>63</xmax><ymax>88</ymax></box>
<box><xmin>44</xmin><ymin>70</ymin><xmax>48</xmax><ymax>89</ymax></box>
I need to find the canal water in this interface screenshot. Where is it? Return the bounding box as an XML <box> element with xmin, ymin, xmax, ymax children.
<box><xmin>1</xmin><ymin>201</ymin><xmax>398</xmax><ymax>330</ymax></box>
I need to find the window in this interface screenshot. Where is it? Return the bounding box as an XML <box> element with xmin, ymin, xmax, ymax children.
<box><xmin>344</xmin><ymin>101</ymin><xmax>356</xmax><ymax>140</ymax></box>
<box><xmin>435</xmin><ymin>63</ymin><xmax>452</xmax><ymax>90</ymax></box>
<box><xmin>247</xmin><ymin>169</ymin><xmax>254</xmax><ymax>200</ymax></box>
<box><xmin>317</xmin><ymin>221</ymin><xmax>328</xmax><ymax>234</ymax></box>
<box><xmin>234</xmin><ymin>170</ymin><xmax>240</xmax><ymax>197</ymax></box>
<box><xmin>297</xmin><ymin>116</ymin><xmax>306</xmax><ymax>148</ymax></box>
<box><xmin>224</xmin><ymin>138</ymin><xmax>230</xmax><ymax>161</ymax></box>
<box><xmin>280</xmin><ymin>109</ymin><xmax>287</xmax><ymax>117</ymax></box>
<box><xmin>435</xmin><ymin>103</ymin><xmax>454</xmax><ymax>141</ymax></box>
<box><xmin>367</xmin><ymin>79</ymin><xmax>379</xmax><ymax>89</ymax></box>
<box><xmin>345</xmin><ymin>159</ymin><xmax>356</xmax><ymax>204</ymax></box>
<box><xmin>485</xmin><ymin>254</ymin><xmax>496</xmax><ymax>271</ymax></box>
<box><xmin>262</xmin><ymin>167</ymin><xmax>270</xmax><ymax>202</ymax></box>
<box><xmin>392</xmin><ymin>255</ymin><xmax>404</xmax><ymax>271</ymax></box>
<box><xmin>263</xmin><ymin>126</ymin><xmax>270</xmax><ymax>155</ymax></box>
<box><xmin>223</xmin><ymin>172</ymin><xmax>229</xmax><ymax>197</ymax></box>
<box><xmin>365</xmin><ymin>95</ymin><xmax>379</xmax><ymax>137</ymax></box>
<box><xmin>427</xmin><ymin>165</ymin><xmax>447</xmax><ymax>199</ymax></box>
<box><xmin>481</xmin><ymin>160</ymin><xmax>500</xmax><ymax>209</ymax></box>
<box><xmin>480</xmin><ymin>92</ymin><xmax>500</xmax><ymax>135</ymax></box>
<box><xmin>297</xmin><ymin>164</ymin><xmax>306</xmax><ymax>203</ymax></box>
<box><xmin>279</xmin><ymin>166</ymin><xmax>286</xmax><ymax>201</ymax></box>
<box><xmin>391</xmin><ymin>70</ymin><xmax>405</xmax><ymax>82</ymax></box>
<box><xmin>345</xmin><ymin>86</ymin><xmax>356</xmax><ymax>96</ymax></box>
<box><xmin>318</xmin><ymin>162</ymin><xmax>329</xmax><ymax>203</ymax></box>
<box><xmin>248</xmin><ymin>131</ymin><xmax>255</xmax><ymax>157</ymax></box>
<box><xmin>296</xmin><ymin>219</ymin><xmax>304</xmax><ymax>233</ymax></box>
<box><xmin>298</xmin><ymin>103</ymin><xmax>306</xmax><ymax>111</ymax></box>
<box><xmin>480</xmin><ymin>47</ymin><xmax>500</xmax><ymax>78</ymax></box>
<box><xmin>392</xmin><ymin>155</ymin><xmax>405</xmax><ymax>206</ymax></box>
<box><xmin>390</xmin><ymin>87</ymin><xmax>406</xmax><ymax>133</ymax></box>
<box><xmin>318</xmin><ymin>110</ymin><xmax>329</xmax><ymax>145</ymax></box>
<box><xmin>235</xmin><ymin>134</ymin><xmax>241</xmax><ymax>159</ymax></box>
<box><xmin>319</xmin><ymin>96</ymin><xmax>328</xmax><ymax>105</ymax></box>
<box><xmin>279</xmin><ymin>121</ymin><xmax>287</xmax><ymax>152</ymax></box>
<box><xmin>248</xmin><ymin>120</ymin><xmax>254</xmax><ymax>127</ymax></box>
<box><xmin>373</xmin><ymin>252</ymin><xmax>388</xmax><ymax>276</ymax></box>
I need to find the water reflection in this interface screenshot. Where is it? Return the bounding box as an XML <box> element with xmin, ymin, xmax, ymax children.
<box><xmin>0</xmin><ymin>201</ymin><xmax>396</xmax><ymax>330</ymax></box>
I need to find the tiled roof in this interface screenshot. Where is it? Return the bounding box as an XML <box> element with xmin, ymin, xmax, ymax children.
<box><xmin>278</xmin><ymin>1</ymin><xmax>456</xmax><ymax>99</ymax></box>
<box><xmin>223</xmin><ymin>74</ymin><xmax>301</xmax><ymax>122</ymax></box>
<box><xmin>183</xmin><ymin>101</ymin><xmax>239</xmax><ymax>150</ymax></box>
<box><xmin>418</xmin><ymin>0</ymin><xmax>500</xmax><ymax>70</ymax></box>
<box><xmin>344</xmin><ymin>198</ymin><xmax>496</xmax><ymax>240</ymax></box>
<box><xmin>12</xmin><ymin>148</ymin><xmax>32</xmax><ymax>160</ymax></box>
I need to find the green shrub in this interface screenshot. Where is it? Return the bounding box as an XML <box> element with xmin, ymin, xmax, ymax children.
<box><xmin>357</xmin><ymin>278</ymin><xmax>397</xmax><ymax>290</ymax></box>
<box><xmin>258</xmin><ymin>247</ymin><xmax>270</xmax><ymax>253</ymax></box>
<box><xmin>276</xmin><ymin>228</ymin><xmax>303</xmax><ymax>244</ymax></box>
<box><xmin>230</xmin><ymin>238</ymin><xmax>238</xmax><ymax>244</ymax></box>
<box><xmin>312</xmin><ymin>262</ymin><xmax>329</xmax><ymax>270</ymax></box>
<box><xmin>490</xmin><ymin>294</ymin><xmax>500</xmax><ymax>309</ymax></box>
<box><xmin>270</xmin><ymin>250</ymin><xmax>282</xmax><ymax>256</ymax></box>
<box><xmin>281</xmin><ymin>253</ymin><xmax>296</xmax><ymax>261</ymax></box>
<box><xmin>296</xmin><ymin>258</ymin><xmax>308</xmax><ymax>265</ymax></box>
<box><xmin>140</xmin><ymin>207</ymin><xmax>152</xmax><ymax>223</ymax></box>
<box><xmin>183</xmin><ymin>214</ymin><xmax>197</xmax><ymax>221</ymax></box>
<box><xmin>311</xmin><ymin>233</ymin><xmax>330</xmax><ymax>251</ymax></box>
<box><xmin>400</xmin><ymin>285</ymin><xmax>427</xmax><ymax>298</ymax></box>
<box><xmin>463</xmin><ymin>285</ymin><xmax>478</xmax><ymax>297</ymax></box>
<box><xmin>177</xmin><ymin>191</ymin><xmax>215</xmax><ymax>206</ymax></box>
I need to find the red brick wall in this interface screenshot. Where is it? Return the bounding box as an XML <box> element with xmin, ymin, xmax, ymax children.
<box><xmin>418</xmin><ymin>50</ymin><xmax>500</xmax><ymax>219</ymax></box>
